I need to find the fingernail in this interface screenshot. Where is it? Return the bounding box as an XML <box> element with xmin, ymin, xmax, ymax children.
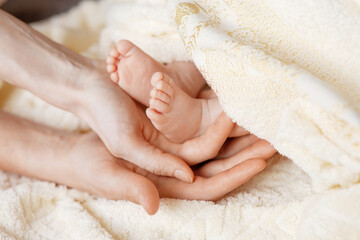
<box><xmin>174</xmin><ymin>170</ymin><xmax>193</xmax><ymax>183</ymax></box>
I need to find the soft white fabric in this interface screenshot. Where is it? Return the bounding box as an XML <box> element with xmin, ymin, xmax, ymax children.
<box><xmin>0</xmin><ymin>0</ymin><xmax>358</xmax><ymax>239</ymax></box>
<box><xmin>167</xmin><ymin>0</ymin><xmax>360</xmax><ymax>191</ymax></box>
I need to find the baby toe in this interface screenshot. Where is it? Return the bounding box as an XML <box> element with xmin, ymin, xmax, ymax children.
<box><xmin>106</xmin><ymin>56</ymin><xmax>116</xmax><ymax>64</ymax></box>
<box><xmin>110</xmin><ymin>72</ymin><xmax>119</xmax><ymax>83</ymax></box>
<box><xmin>155</xmin><ymin>80</ymin><xmax>174</xmax><ymax>98</ymax></box>
<box><xmin>160</xmin><ymin>73</ymin><xmax>174</xmax><ymax>85</ymax></box>
<box><xmin>110</xmin><ymin>48</ymin><xmax>120</xmax><ymax>58</ymax></box>
<box><xmin>149</xmin><ymin>98</ymin><xmax>170</xmax><ymax>114</ymax></box>
<box><xmin>150</xmin><ymin>89</ymin><xmax>171</xmax><ymax>104</ymax></box>
<box><xmin>107</xmin><ymin>64</ymin><xmax>117</xmax><ymax>73</ymax></box>
<box><xmin>151</xmin><ymin>72</ymin><xmax>164</xmax><ymax>87</ymax></box>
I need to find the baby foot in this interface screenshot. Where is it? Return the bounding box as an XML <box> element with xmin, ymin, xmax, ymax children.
<box><xmin>146</xmin><ymin>72</ymin><xmax>222</xmax><ymax>143</ymax></box>
<box><xmin>106</xmin><ymin>40</ymin><xmax>205</xmax><ymax>106</ymax></box>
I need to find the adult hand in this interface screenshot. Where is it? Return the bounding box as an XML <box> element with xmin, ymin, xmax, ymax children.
<box><xmin>77</xmin><ymin>71</ymin><xmax>237</xmax><ymax>183</ymax></box>
<box><xmin>141</xmin><ymin>110</ymin><xmax>276</xmax><ymax>166</ymax></box>
<box><xmin>0</xmin><ymin>110</ymin><xmax>276</xmax><ymax>215</ymax></box>
<box><xmin>0</xmin><ymin>10</ymin><xmax>275</xmax><ymax>186</ymax></box>
<box><xmin>0</xmin><ymin>11</ymin><xmax>194</xmax><ymax>183</ymax></box>
<box><xmin>63</xmin><ymin>109</ymin><xmax>276</xmax><ymax>215</ymax></box>
<box><xmin>63</xmin><ymin>131</ymin><xmax>270</xmax><ymax>215</ymax></box>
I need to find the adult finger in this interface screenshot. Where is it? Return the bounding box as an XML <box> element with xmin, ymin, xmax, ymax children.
<box><xmin>229</xmin><ymin>124</ymin><xmax>250</xmax><ymax>137</ymax></box>
<box><xmin>198</xmin><ymin>87</ymin><xmax>217</xmax><ymax>99</ymax></box>
<box><xmin>112</xmin><ymin>106</ymin><xmax>195</xmax><ymax>183</ymax></box>
<box><xmin>216</xmin><ymin>134</ymin><xmax>260</xmax><ymax>159</ymax></box>
<box><xmin>148</xmin><ymin>159</ymin><xmax>266</xmax><ymax>201</ymax></box>
<box><xmin>95</xmin><ymin>163</ymin><xmax>160</xmax><ymax>215</ymax></box>
<box><xmin>196</xmin><ymin>140</ymin><xmax>277</xmax><ymax>178</ymax></box>
<box><xmin>125</xmin><ymin>136</ymin><xmax>194</xmax><ymax>183</ymax></box>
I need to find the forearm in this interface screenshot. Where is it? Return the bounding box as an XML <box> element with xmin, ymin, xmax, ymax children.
<box><xmin>0</xmin><ymin>111</ymin><xmax>74</xmax><ymax>182</ymax></box>
<box><xmin>0</xmin><ymin>9</ymin><xmax>103</xmax><ymax>112</ymax></box>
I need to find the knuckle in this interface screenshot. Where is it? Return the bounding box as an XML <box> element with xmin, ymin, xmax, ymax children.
<box><xmin>108</xmin><ymin>136</ymin><xmax>133</xmax><ymax>158</ymax></box>
<box><xmin>199</xmin><ymin>145</ymin><xmax>218</xmax><ymax>160</ymax></box>
<box><xmin>108</xmin><ymin>141</ymin><xmax>124</xmax><ymax>157</ymax></box>
<box><xmin>146</xmin><ymin>161</ymin><xmax>163</xmax><ymax>175</ymax></box>
<box><xmin>208</xmin><ymin>148</ymin><xmax>219</xmax><ymax>159</ymax></box>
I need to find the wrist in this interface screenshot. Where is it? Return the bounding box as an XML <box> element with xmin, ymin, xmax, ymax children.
<box><xmin>39</xmin><ymin>55</ymin><xmax>107</xmax><ymax>117</ymax></box>
<box><xmin>24</xmin><ymin>127</ymin><xmax>82</xmax><ymax>186</ymax></box>
<box><xmin>0</xmin><ymin>112</ymin><xmax>77</xmax><ymax>183</ymax></box>
<box><xmin>0</xmin><ymin>11</ymin><xmax>107</xmax><ymax>116</ymax></box>
<box><xmin>66</xmin><ymin>59</ymin><xmax>109</xmax><ymax>122</ymax></box>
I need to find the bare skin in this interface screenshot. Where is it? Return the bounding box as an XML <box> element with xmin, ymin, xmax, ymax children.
<box><xmin>106</xmin><ymin>40</ymin><xmax>206</xmax><ymax>106</ymax></box>
<box><xmin>0</xmin><ymin>10</ymin><xmax>278</xmax><ymax>214</ymax></box>
<box><xmin>106</xmin><ymin>41</ymin><xmax>250</xmax><ymax>143</ymax></box>
<box><xmin>0</xmin><ymin>9</ymin><xmax>196</xmax><ymax>182</ymax></box>
<box><xmin>106</xmin><ymin>40</ymin><xmax>225</xmax><ymax>142</ymax></box>
<box><xmin>146</xmin><ymin>72</ymin><xmax>223</xmax><ymax>143</ymax></box>
<box><xmin>0</xmin><ymin>111</ymin><xmax>276</xmax><ymax>215</ymax></box>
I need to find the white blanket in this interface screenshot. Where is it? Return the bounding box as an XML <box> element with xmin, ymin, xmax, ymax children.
<box><xmin>168</xmin><ymin>0</ymin><xmax>360</xmax><ymax>191</ymax></box>
<box><xmin>0</xmin><ymin>1</ymin><xmax>359</xmax><ymax>239</ymax></box>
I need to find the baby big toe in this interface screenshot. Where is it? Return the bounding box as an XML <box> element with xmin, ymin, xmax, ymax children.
<box><xmin>116</xmin><ymin>40</ymin><xmax>136</xmax><ymax>57</ymax></box>
<box><xmin>151</xmin><ymin>72</ymin><xmax>164</xmax><ymax>87</ymax></box>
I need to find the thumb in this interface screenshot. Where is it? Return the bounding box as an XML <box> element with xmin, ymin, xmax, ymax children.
<box><xmin>109</xmin><ymin>166</ymin><xmax>160</xmax><ymax>215</ymax></box>
<box><xmin>126</xmin><ymin>137</ymin><xmax>194</xmax><ymax>183</ymax></box>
